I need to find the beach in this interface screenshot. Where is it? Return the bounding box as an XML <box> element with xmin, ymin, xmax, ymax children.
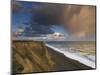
<box><xmin>12</xmin><ymin>40</ymin><xmax>94</xmax><ymax>74</ymax></box>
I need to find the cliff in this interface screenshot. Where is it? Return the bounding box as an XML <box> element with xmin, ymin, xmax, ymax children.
<box><xmin>12</xmin><ymin>40</ymin><xmax>92</xmax><ymax>74</ymax></box>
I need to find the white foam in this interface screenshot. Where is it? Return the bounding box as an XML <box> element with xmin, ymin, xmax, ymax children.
<box><xmin>45</xmin><ymin>43</ymin><xmax>95</xmax><ymax>68</ymax></box>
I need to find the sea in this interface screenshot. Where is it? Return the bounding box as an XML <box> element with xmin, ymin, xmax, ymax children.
<box><xmin>46</xmin><ymin>41</ymin><xmax>96</xmax><ymax>63</ymax></box>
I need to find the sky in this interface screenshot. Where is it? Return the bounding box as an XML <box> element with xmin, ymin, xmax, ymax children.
<box><xmin>12</xmin><ymin>1</ymin><xmax>96</xmax><ymax>41</ymax></box>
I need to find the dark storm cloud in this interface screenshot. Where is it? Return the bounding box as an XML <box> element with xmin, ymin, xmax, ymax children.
<box><xmin>24</xmin><ymin>3</ymin><xmax>65</xmax><ymax>34</ymax></box>
<box><xmin>29</xmin><ymin>3</ymin><xmax>95</xmax><ymax>38</ymax></box>
<box><xmin>12</xmin><ymin>1</ymin><xmax>64</xmax><ymax>24</ymax></box>
<box><xmin>12</xmin><ymin>1</ymin><xmax>64</xmax><ymax>25</ymax></box>
<box><xmin>12</xmin><ymin>1</ymin><xmax>96</xmax><ymax>39</ymax></box>
<box><xmin>30</xmin><ymin>3</ymin><xmax>64</xmax><ymax>25</ymax></box>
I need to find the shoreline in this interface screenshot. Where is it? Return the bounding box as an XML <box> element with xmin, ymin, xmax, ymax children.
<box><xmin>45</xmin><ymin>43</ymin><xmax>95</xmax><ymax>68</ymax></box>
<box><xmin>12</xmin><ymin>40</ymin><xmax>94</xmax><ymax>74</ymax></box>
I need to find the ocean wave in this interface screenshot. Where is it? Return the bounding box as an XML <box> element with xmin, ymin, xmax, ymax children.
<box><xmin>45</xmin><ymin>43</ymin><xmax>95</xmax><ymax>68</ymax></box>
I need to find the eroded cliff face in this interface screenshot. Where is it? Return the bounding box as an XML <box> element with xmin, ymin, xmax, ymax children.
<box><xmin>12</xmin><ymin>40</ymin><xmax>92</xmax><ymax>74</ymax></box>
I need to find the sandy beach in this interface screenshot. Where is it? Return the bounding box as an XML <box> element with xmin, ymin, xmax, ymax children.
<box><xmin>12</xmin><ymin>40</ymin><xmax>93</xmax><ymax>74</ymax></box>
